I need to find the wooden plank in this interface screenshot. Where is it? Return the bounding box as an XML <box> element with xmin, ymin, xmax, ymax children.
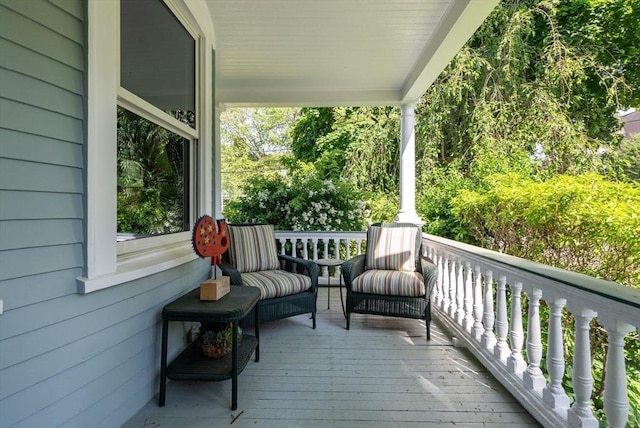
<box><xmin>0</xmin><ymin>158</ymin><xmax>83</xmax><ymax>193</ymax></box>
<box><xmin>0</xmin><ymin>261</ymin><xmax>209</xmax><ymax>425</ymax></box>
<box><xmin>0</xmin><ymin>268</ymin><xmax>79</xmax><ymax>309</ymax></box>
<box><xmin>123</xmin><ymin>288</ymin><xmax>541</xmax><ymax>427</ymax></box>
<box><xmin>0</xmin><ymin>190</ymin><xmax>82</xmax><ymax>220</ymax></box>
<box><xmin>0</xmin><ymin>98</ymin><xmax>84</xmax><ymax>143</ymax></box>
<box><xmin>0</xmin><ymin>68</ymin><xmax>84</xmax><ymax>119</ymax></box>
<box><xmin>0</xmin><ymin>243</ymin><xmax>83</xmax><ymax>282</ymax></box>
<box><xmin>0</xmin><ymin>129</ymin><xmax>83</xmax><ymax>168</ymax></box>
<box><xmin>48</xmin><ymin>0</ymin><xmax>83</xmax><ymax>21</ymax></box>
<box><xmin>0</xmin><ymin>39</ymin><xmax>83</xmax><ymax>94</ymax></box>
<box><xmin>0</xmin><ymin>0</ymin><xmax>83</xmax><ymax>42</ymax></box>
<box><xmin>0</xmin><ymin>5</ymin><xmax>84</xmax><ymax>70</ymax></box>
<box><xmin>0</xmin><ymin>219</ymin><xmax>83</xmax><ymax>251</ymax></box>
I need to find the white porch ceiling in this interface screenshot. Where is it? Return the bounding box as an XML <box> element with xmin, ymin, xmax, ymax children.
<box><xmin>206</xmin><ymin>0</ymin><xmax>499</xmax><ymax>107</ymax></box>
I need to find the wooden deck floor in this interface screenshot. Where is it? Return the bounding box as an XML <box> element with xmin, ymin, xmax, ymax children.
<box><xmin>123</xmin><ymin>287</ymin><xmax>541</xmax><ymax>427</ymax></box>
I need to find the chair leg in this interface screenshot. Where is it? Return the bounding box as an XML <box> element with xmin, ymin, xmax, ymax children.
<box><xmin>426</xmin><ymin>320</ymin><xmax>431</xmax><ymax>341</ymax></box>
<box><xmin>312</xmin><ymin>311</ymin><xmax>316</xmax><ymax>329</ymax></box>
<box><xmin>346</xmin><ymin>312</ymin><xmax>350</xmax><ymax>330</ymax></box>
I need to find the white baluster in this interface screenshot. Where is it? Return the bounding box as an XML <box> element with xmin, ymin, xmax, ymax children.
<box><xmin>523</xmin><ymin>287</ymin><xmax>545</xmax><ymax>391</ymax></box>
<box><xmin>507</xmin><ymin>281</ymin><xmax>526</xmax><ymax>374</ymax></box>
<box><xmin>448</xmin><ymin>259</ymin><xmax>457</xmax><ymax>318</ymax></box>
<box><xmin>481</xmin><ymin>270</ymin><xmax>496</xmax><ymax>350</ymax></box>
<box><xmin>599</xmin><ymin>315</ymin><xmax>635</xmax><ymax>428</ymax></box>
<box><xmin>312</xmin><ymin>238</ymin><xmax>319</xmax><ymax>261</ymax></box>
<box><xmin>441</xmin><ymin>257</ymin><xmax>450</xmax><ymax>312</ymax></box>
<box><xmin>567</xmin><ymin>307</ymin><xmax>598</xmax><ymax>428</ymax></box>
<box><xmin>494</xmin><ymin>275</ymin><xmax>510</xmax><ymax>361</ymax></box>
<box><xmin>472</xmin><ymin>264</ymin><xmax>484</xmax><ymax>342</ymax></box>
<box><xmin>434</xmin><ymin>253</ymin><xmax>443</xmax><ymax>307</ymax></box>
<box><xmin>463</xmin><ymin>262</ymin><xmax>474</xmax><ymax>332</ymax></box>
<box><xmin>542</xmin><ymin>297</ymin><xmax>570</xmax><ymax>411</ymax></box>
<box><xmin>455</xmin><ymin>261</ymin><xmax>465</xmax><ymax>324</ymax></box>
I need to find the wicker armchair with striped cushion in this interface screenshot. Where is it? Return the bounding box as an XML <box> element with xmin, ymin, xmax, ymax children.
<box><xmin>220</xmin><ymin>224</ymin><xmax>318</xmax><ymax>328</ymax></box>
<box><xmin>341</xmin><ymin>222</ymin><xmax>437</xmax><ymax>340</ymax></box>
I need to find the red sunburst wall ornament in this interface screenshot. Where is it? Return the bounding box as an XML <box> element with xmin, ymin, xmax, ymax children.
<box><xmin>192</xmin><ymin>215</ymin><xmax>229</xmax><ymax>268</ymax></box>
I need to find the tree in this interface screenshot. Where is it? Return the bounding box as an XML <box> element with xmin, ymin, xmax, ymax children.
<box><xmin>416</xmin><ymin>0</ymin><xmax>632</xmax><ymax>184</ymax></box>
<box><xmin>221</xmin><ymin>108</ymin><xmax>299</xmax><ymax>203</ymax></box>
<box><xmin>221</xmin><ymin>108</ymin><xmax>299</xmax><ymax>160</ymax></box>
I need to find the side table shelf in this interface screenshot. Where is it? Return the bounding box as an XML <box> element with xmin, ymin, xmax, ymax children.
<box><xmin>159</xmin><ymin>286</ymin><xmax>261</xmax><ymax>410</ymax></box>
<box><xmin>167</xmin><ymin>335</ymin><xmax>257</xmax><ymax>381</ymax></box>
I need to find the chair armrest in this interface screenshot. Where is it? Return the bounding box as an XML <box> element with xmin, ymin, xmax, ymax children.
<box><xmin>278</xmin><ymin>254</ymin><xmax>319</xmax><ymax>291</ymax></box>
<box><xmin>342</xmin><ymin>254</ymin><xmax>365</xmax><ymax>291</ymax></box>
<box><xmin>219</xmin><ymin>262</ymin><xmax>243</xmax><ymax>285</ymax></box>
<box><xmin>420</xmin><ymin>255</ymin><xmax>437</xmax><ymax>299</ymax></box>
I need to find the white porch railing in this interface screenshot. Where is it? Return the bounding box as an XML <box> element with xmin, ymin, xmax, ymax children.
<box><xmin>274</xmin><ymin>230</ymin><xmax>367</xmax><ymax>284</ymax></box>
<box><xmin>273</xmin><ymin>230</ymin><xmax>640</xmax><ymax>428</ymax></box>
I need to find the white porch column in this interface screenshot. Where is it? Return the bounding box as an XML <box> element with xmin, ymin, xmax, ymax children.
<box><xmin>395</xmin><ymin>103</ymin><xmax>423</xmax><ymax>225</ymax></box>
<box><xmin>213</xmin><ymin>105</ymin><xmax>224</xmax><ymax>219</ymax></box>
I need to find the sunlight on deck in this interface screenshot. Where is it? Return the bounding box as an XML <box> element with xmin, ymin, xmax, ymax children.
<box><xmin>124</xmin><ymin>287</ymin><xmax>541</xmax><ymax>427</ymax></box>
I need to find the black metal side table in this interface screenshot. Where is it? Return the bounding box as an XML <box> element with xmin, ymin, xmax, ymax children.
<box><xmin>159</xmin><ymin>285</ymin><xmax>261</xmax><ymax>410</ymax></box>
<box><xmin>316</xmin><ymin>258</ymin><xmax>344</xmax><ymax>315</ymax></box>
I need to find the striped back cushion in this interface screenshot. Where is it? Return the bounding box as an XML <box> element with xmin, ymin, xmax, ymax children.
<box><xmin>227</xmin><ymin>224</ymin><xmax>280</xmax><ymax>273</ymax></box>
<box><xmin>365</xmin><ymin>225</ymin><xmax>418</xmax><ymax>272</ymax></box>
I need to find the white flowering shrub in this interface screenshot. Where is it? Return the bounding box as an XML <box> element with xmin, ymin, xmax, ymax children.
<box><xmin>224</xmin><ymin>173</ymin><xmax>370</xmax><ymax>232</ymax></box>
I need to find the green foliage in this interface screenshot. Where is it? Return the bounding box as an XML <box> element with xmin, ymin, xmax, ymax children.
<box><xmin>117</xmin><ymin>108</ymin><xmax>185</xmax><ymax>235</ymax></box>
<box><xmin>416</xmin><ymin>167</ymin><xmax>474</xmax><ymax>241</ymax></box>
<box><xmin>223</xmin><ymin>171</ymin><xmax>370</xmax><ymax>232</ymax></box>
<box><xmin>221</xmin><ymin>108</ymin><xmax>299</xmax><ymax>204</ymax></box>
<box><xmin>416</xmin><ymin>0</ymin><xmax>630</xmax><ymax>183</ymax></box>
<box><xmin>452</xmin><ymin>173</ymin><xmax>640</xmax><ymax>286</ymax></box>
<box><xmin>291</xmin><ymin>107</ymin><xmax>336</xmax><ymax>162</ymax></box>
<box><xmin>451</xmin><ymin>173</ymin><xmax>640</xmax><ymax>424</ymax></box>
<box><xmin>221</xmin><ymin>108</ymin><xmax>299</xmax><ymax>160</ymax></box>
<box><xmin>555</xmin><ymin>0</ymin><xmax>640</xmax><ymax>115</ymax></box>
<box><xmin>616</xmin><ymin>134</ymin><xmax>640</xmax><ymax>182</ymax></box>
<box><xmin>291</xmin><ymin>107</ymin><xmax>400</xmax><ymax>192</ymax></box>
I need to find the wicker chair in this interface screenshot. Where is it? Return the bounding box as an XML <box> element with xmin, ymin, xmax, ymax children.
<box><xmin>341</xmin><ymin>222</ymin><xmax>437</xmax><ymax>340</ymax></box>
<box><xmin>219</xmin><ymin>224</ymin><xmax>318</xmax><ymax>328</ymax></box>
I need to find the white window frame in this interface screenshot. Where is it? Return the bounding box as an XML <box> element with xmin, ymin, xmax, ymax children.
<box><xmin>78</xmin><ymin>0</ymin><xmax>214</xmax><ymax>294</ymax></box>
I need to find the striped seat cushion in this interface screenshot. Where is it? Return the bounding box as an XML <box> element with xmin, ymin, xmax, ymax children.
<box><xmin>242</xmin><ymin>270</ymin><xmax>312</xmax><ymax>300</ymax></box>
<box><xmin>228</xmin><ymin>224</ymin><xmax>280</xmax><ymax>273</ymax></box>
<box><xmin>365</xmin><ymin>225</ymin><xmax>417</xmax><ymax>272</ymax></box>
<box><xmin>352</xmin><ymin>269</ymin><xmax>425</xmax><ymax>297</ymax></box>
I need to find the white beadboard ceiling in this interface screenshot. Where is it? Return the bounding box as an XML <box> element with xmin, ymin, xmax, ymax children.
<box><xmin>206</xmin><ymin>0</ymin><xmax>499</xmax><ymax>107</ymax></box>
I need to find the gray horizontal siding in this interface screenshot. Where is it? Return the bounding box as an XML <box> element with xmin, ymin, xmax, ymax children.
<box><xmin>0</xmin><ymin>190</ymin><xmax>83</xmax><ymax>220</ymax></box>
<box><xmin>0</xmin><ymin>269</ymin><xmax>80</xmax><ymax>310</ymax></box>
<box><xmin>1</xmin><ymin>68</ymin><xmax>84</xmax><ymax>119</ymax></box>
<box><xmin>0</xmin><ymin>219</ymin><xmax>83</xmax><ymax>251</ymax></box>
<box><xmin>0</xmin><ymin>260</ymin><xmax>208</xmax><ymax>427</ymax></box>
<box><xmin>0</xmin><ymin>244</ymin><xmax>84</xmax><ymax>282</ymax></box>
<box><xmin>0</xmin><ymin>38</ymin><xmax>84</xmax><ymax>95</ymax></box>
<box><xmin>0</xmin><ymin>158</ymin><xmax>83</xmax><ymax>192</ymax></box>
<box><xmin>0</xmin><ymin>1</ymin><xmax>211</xmax><ymax>427</ymax></box>
<box><xmin>0</xmin><ymin>98</ymin><xmax>84</xmax><ymax>143</ymax></box>
<box><xmin>0</xmin><ymin>129</ymin><xmax>83</xmax><ymax>168</ymax></box>
<box><xmin>0</xmin><ymin>3</ymin><xmax>83</xmax><ymax>70</ymax></box>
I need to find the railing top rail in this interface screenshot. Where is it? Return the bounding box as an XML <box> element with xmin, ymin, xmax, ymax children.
<box><xmin>424</xmin><ymin>233</ymin><xmax>640</xmax><ymax>310</ymax></box>
<box><xmin>275</xmin><ymin>230</ymin><xmax>366</xmax><ymax>239</ymax></box>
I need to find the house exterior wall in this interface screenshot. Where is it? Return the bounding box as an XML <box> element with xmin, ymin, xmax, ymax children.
<box><xmin>0</xmin><ymin>1</ymin><xmax>209</xmax><ymax>426</ymax></box>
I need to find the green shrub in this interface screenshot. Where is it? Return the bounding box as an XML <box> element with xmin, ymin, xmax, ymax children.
<box><xmin>223</xmin><ymin>172</ymin><xmax>370</xmax><ymax>232</ymax></box>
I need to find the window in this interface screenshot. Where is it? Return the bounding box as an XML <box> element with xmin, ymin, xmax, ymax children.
<box><xmin>78</xmin><ymin>0</ymin><xmax>215</xmax><ymax>293</ymax></box>
<box><xmin>118</xmin><ymin>0</ymin><xmax>196</xmax><ymax>240</ymax></box>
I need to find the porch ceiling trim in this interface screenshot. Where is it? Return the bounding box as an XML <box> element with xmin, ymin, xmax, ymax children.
<box><xmin>206</xmin><ymin>0</ymin><xmax>499</xmax><ymax>108</ymax></box>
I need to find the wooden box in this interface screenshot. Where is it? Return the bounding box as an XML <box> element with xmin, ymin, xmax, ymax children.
<box><xmin>200</xmin><ymin>276</ymin><xmax>230</xmax><ymax>301</ymax></box>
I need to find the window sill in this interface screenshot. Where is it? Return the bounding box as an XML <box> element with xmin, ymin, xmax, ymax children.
<box><xmin>76</xmin><ymin>239</ymin><xmax>199</xmax><ymax>294</ymax></box>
